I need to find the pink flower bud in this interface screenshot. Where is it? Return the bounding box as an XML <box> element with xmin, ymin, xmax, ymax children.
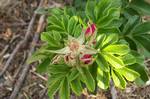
<box><xmin>85</xmin><ymin>24</ymin><xmax>96</xmax><ymax>36</ymax></box>
<box><xmin>80</xmin><ymin>54</ymin><xmax>92</xmax><ymax>64</ymax></box>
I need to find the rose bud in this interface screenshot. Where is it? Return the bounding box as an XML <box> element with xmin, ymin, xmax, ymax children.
<box><xmin>85</xmin><ymin>23</ymin><xmax>96</xmax><ymax>37</ymax></box>
<box><xmin>80</xmin><ymin>54</ymin><xmax>93</xmax><ymax>64</ymax></box>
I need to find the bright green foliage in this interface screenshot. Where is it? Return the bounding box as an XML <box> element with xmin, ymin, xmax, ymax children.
<box><xmin>70</xmin><ymin>78</ymin><xmax>83</xmax><ymax>95</ymax></box>
<box><xmin>86</xmin><ymin>0</ymin><xmax>121</xmax><ymax>33</ymax></box>
<box><xmin>29</xmin><ymin>0</ymin><xmax>150</xmax><ymax>98</ymax></box>
<box><xmin>97</xmin><ymin>67</ymin><xmax>110</xmax><ymax>89</ymax></box>
<box><xmin>120</xmin><ymin>15</ymin><xmax>150</xmax><ymax>53</ymax></box>
<box><xmin>95</xmin><ymin>33</ymin><xmax>143</xmax><ymax>89</ymax></box>
<box><xmin>111</xmin><ymin>70</ymin><xmax>126</xmax><ymax>89</ymax></box>
<box><xmin>130</xmin><ymin>0</ymin><xmax>150</xmax><ymax>15</ymax></box>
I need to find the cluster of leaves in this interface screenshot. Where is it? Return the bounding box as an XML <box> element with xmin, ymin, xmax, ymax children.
<box><xmin>29</xmin><ymin>0</ymin><xmax>150</xmax><ymax>99</ymax></box>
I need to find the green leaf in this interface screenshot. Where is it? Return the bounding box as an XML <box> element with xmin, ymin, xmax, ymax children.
<box><xmin>85</xmin><ymin>0</ymin><xmax>121</xmax><ymax>35</ymax></box>
<box><xmin>94</xmin><ymin>0</ymin><xmax>121</xmax><ymax>28</ymax></box>
<box><xmin>68</xmin><ymin>16</ymin><xmax>78</xmax><ymax>35</ymax></box>
<box><xmin>130</xmin><ymin>0</ymin><xmax>150</xmax><ymax>15</ymax></box>
<box><xmin>64</xmin><ymin>7</ymin><xmax>76</xmax><ymax>16</ymax></box>
<box><xmin>77</xmin><ymin>67</ymin><xmax>95</xmax><ymax>92</ymax></box>
<box><xmin>132</xmin><ymin>22</ymin><xmax>150</xmax><ymax>35</ymax></box>
<box><xmin>130</xmin><ymin>50</ymin><xmax>144</xmax><ymax>65</ymax></box>
<box><xmin>27</xmin><ymin>47</ymin><xmax>52</xmax><ymax>64</ymax></box>
<box><xmin>89</xmin><ymin>62</ymin><xmax>98</xmax><ymax>83</ymax></box>
<box><xmin>103</xmin><ymin>53</ymin><xmax>125</xmax><ymax>68</ymax></box>
<box><xmin>48</xmin><ymin>74</ymin><xmax>66</xmax><ymax>84</ymax></box>
<box><xmin>120</xmin><ymin>54</ymin><xmax>136</xmax><ymax>66</ymax></box>
<box><xmin>27</xmin><ymin>54</ymin><xmax>47</xmax><ymax>64</ymax></box>
<box><xmin>116</xmin><ymin>67</ymin><xmax>140</xmax><ymax>81</ymax></box>
<box><xmin>134</xmin><ymin>35</ymin><xmax>150</xmax><ymax>52</ymax></box>
<box><xmin>41</xmin><ymin>32</ymin><xmax>52</xmax><ymax>43</ymax></box>
<box><xmin>125</xmin><ymin>37</ymin><xmax>137</xmax><ymax>50</ymax></box>
<box><xmin>41</xmin><ymin>32</ymin><xmax>61</xmax><ymax>47</ymax></box>
<box><xmin>45</xmin><ymin>47</ymin><xmax>70</xmax><ymax>54</ymax></box>
<box><xmin>97</xmin><ymin>68</ymin><xmax>110</xmax><ymax>89</ymax></box>
<box><xmin>59</xmin><ymin>78</ymin><xmax>70</xmax><ymax>99</ymax></box>
<box><xmin>61</xmin><ymin>15</ymin><xmax>70</xmax><ymax>32</ymax></box>
<box><xmin>48</xmin><ymin>15</ymin><xmax>64</xmax><ymax>29</ymax></box>
<box><xmin>50</xmin><ymin>8</ymin><xmax>64</xmax><ymax>16</ymax></box>
<box><xmin>142</xmin><ymin>48</ymin><xmax>150</xmax><ymax>58</ymax></box>
<box><xmin>73</xmin><ymin>24</ymin><xmax>82</xmax><ymax>37</ymax></box>
<box><xmin>70</xmin><ymin>78</ymin><xmax>83</xmax><ymax>96</ymax></box>
<box><xmin>96</xmin><ymin>34</ymin><xmax>106</xmax><ymax>49</ymax></box>
<box><xmin>98</xmin><ymin>8</ymin><xmax>120</xmax><ymax>28</ymax></box>
<box><xmin>36</xmin><ymin>58</ymin><xmax>51</xmax><ymax>73</ymax></box>
<box><xmin>52</xmin><ymin>31</ymin><xmax>61</xmax><ymax>41</ymax></box>
<box><xmin>111</xmin><ymin>0</ymin><xmax>122</xmax><ymax>8</ymax></box>
<box><xmin>103</xmin><ymin>44</ymin><xmax>130</xmax><ymax>55</ymax></box>
<box><xmin>95</xmin><ymin>0</ymin><xmax>111</xmax><ymax>21</ymax></box>
<box><xmin>102</xmin><ymin>34</ymin><xmax>118</xmax><ymax>49</ymax></box>
<box><xmin>48</xmin><ymin>78</ymin><xmax>62</xmax><ymax>99</ymax></box>
<box><xmin>127</xmin><ymin>63</ymin><xmax>149</xmax><ymax>86</ymax></box>
<box><xmin>47</xmin><ymin>25</ymin><xmax>65</xmax><ymax>32</ymax></box>
<box><xmin>68</xmin><ymin>68</ymin><xmax>79</xmax><ymax>81</ymax></box>
<box><xmin>49</xmin><ymin>64</ymin><xmax>71</xmax><ymax>74</ymax></box>
<box><xmin>85</xmin><ymin>0</ymin><xmax>96</xmax><ymax>21</ymax></box>
<box><xmin>99</xmin><ymin>27</ymin><xmax>120</xmax><ymax>34</ymax></box>
<box><xmin>111</xmin><ymin>70</ymin><xmax>126</xmax><ymax>89</ymax></box>
<box><xmin>124</xmin><ymin>7</ymin><xmax>140</xmax><ymax>17</ymax></box>
<box><xmin>96</xmin><ymin>54</ymin><xmax>109</xmax><ymax>72</ymax></box>
<box><xmin>122</xmin><ymin>15</ymin><xmax>140</xmax><ymax>35</ymax></box>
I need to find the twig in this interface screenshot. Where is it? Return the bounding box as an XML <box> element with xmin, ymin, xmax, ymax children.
<box><xmin>13</xmin><ymin>51</ymin><xmax>27</xmax><ymax>79</ymax></box>
<box><xmin>39</xmin><ymin>88</ymin><xmax>48</xmax><ymax>99</ymax></box>
<box><xmin>0</xmin><ymin>45</ymin><xmax>9</xmax><ymax>59</ymax></box>
<box><xmin>9</xmin><ymin>14</ymin><xmax>46</xmax><ymax>99</ymax></box>
<box><xmin>31</xmin><ymin>70</ymin><xmax>48</xmax><ymax>81</ymax></box>
<box><xmin>0</xmin><ymin>22</ymin><xmax>27</xmax><ymax>27</ymax></box>
<box><xmin>0</xmin><ymin>0</ymin><xmax>44</xmax><ymax>78</ymax></box>
<box><xmin>0</xmin><ymin>40</ymin><xmax>24</xmax><ymax>77</ymax></box>
<box><xmin>0</xmin><ymin>34</ymin><xmax>21</xmax><ymax>62</ymax></box>
<box><xmin>145</xmin><ymin>59</ymin><xmax>150</xmax><ymax>63</ymax></box>
<box><xmin>110</xmin><ymin>80</ymin><xmax>117</xmax><ymax>99</ymax></box>
<box><xmin>50</xmin><ymin>1</ymin><xmax>64</xmax><ymax>8</ymax></box>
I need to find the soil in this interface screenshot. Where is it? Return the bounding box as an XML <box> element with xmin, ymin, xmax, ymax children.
<box><xmin>0</xmin><ymin>0</ymin><xmax>150</xmax><ymax>99</ymax></box>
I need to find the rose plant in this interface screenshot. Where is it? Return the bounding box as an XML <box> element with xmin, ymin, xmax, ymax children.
<box><xmin>28</xmin><ymin>0</ymin><xmax>150</xmax><ymax>99</ymax></box>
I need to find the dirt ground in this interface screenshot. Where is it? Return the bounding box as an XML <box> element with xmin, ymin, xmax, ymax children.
<box><xmin>0</xmin><ymin>0</ymin><xmax>150</xmax><ymax>99</ymax></box>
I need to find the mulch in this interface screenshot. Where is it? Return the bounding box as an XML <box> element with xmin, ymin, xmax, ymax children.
<box><xmin>0</xmin><ymin>0</ymin><xmax>150</xmax><ymax>99</ymax></box>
